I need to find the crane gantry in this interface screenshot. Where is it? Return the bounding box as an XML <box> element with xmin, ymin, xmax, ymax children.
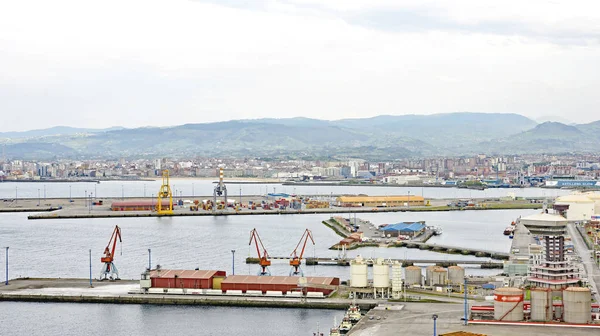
<box><xmin>99</xmin><ymin>225</ymin><xmax>122</xmax><ymax>281</ymax></box>
<box><xmin>157</xmin><ymin>169</ymin><xmax>173</xmax><ymax>215</ymax></box>
<box><xmin>213</xmin><ymin>167</ymin><xmax>228</xmax><ymax>212</ymax></box>
<box><xmin>249</xmin><ymin>228</ymin><xmax>271</xmax><ymax>276</ymax></box>
<box><xmin>289</xmin><ymin>229</ymin><xmax>315</xmax><ymax>276</ymax></box>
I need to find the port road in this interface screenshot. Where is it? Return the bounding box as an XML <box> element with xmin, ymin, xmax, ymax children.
<box><xmin>568</xmin><ymin>223</ymin><xmax>600</xmax><ymax>302</ymax></box>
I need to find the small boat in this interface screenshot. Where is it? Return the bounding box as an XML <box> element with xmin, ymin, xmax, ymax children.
<box><xmin>503</xmin><ymin>227</ymin><xmax>514</xmax><ymax>235</ymax></box>
<box><xmin>434</xmin><ymin>227</ymin><xmax>443</xmax><ymax>236</ymax></box>
<box><xmin>339</xmin><ymin>316</ymin><xmax>352</xmax><ymax>334</ymax></box>
<box><xmin>347</xmin><ymin>304</ymin><xmax>362</xmax><ymax>323</ymax></box>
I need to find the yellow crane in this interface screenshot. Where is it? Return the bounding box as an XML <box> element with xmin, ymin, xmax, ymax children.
<box><xmin>157</xmin><ymin>169</ymin><xmax>173</xmax><ymax>215</ymax></box>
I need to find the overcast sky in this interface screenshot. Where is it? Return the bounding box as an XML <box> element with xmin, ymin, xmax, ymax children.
<box><xmin>1</xmin><ymin>0</ymin><xmax>599</xmax><ymax>131</ymax></box>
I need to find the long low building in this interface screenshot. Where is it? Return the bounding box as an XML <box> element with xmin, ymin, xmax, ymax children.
<box><xmin>336</xmin><ymin>195</ymin><xmax>424</xmax><ymax>207</ymax></box>
<box><xmin>221</xmin><ymin>275</ymin><xmax>339</xmax><ymax>295</ymax></box>
<box><xmin>111</xmin><ymin>200</ymin><xmax>171</xmax><ymax>211</ymax></box>
<box><xmin>149</xmin><ymin>269</ymin><xmax>227</xmax><ymax>289</ymax></box>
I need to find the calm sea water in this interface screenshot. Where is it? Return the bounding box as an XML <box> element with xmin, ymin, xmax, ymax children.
<box><xmin>0</xmin><ymin>302</ymin><xmax>343</xmax><ymax>336</ymax></box>
<box><xmin>0</xmin><ymin>180</ymin><xmax>569</xmax><ymax>199</ymax></box>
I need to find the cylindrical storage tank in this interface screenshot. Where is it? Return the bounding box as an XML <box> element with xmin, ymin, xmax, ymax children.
<box><xmin>563</xmin><ymin>287</ymin><xmax>592</xmax><ymax>324</ymax></box>
<box><xmin>373</xmin><ymin>258</ymin><xmax>390</xmax><ymax>288</ymax></box>
<box><xmin>404</xmin><ymin>266</ymin><xmax>421</xmax><ymax>286</ymax></box>
<box><xmin>448</xmin><ymin>266</ymin><xmax>465</xmax><ymax>285</ymax></box>
<box><xmin>431</xmin><ymin>268</ymin><xmax>447</xmax><ymax>286</ymax></box>
<box><xmin>493</xmin><ymin>288</ymin><xmax>524</xmax><ymax>321</ymax></box>
<box><xmin>530</xmin><ymin>288</ymin><xmax>552</xmax><ymax>322</ymax></box>
<box><xmin>425</xmin><ymin>265</ymin><xmax>438</xmax><ymax>286</ymax></box>
<box><xmin>350</xmin><ymin>256</ymin><xmax>368</xmax><ymax>287</ymax></box>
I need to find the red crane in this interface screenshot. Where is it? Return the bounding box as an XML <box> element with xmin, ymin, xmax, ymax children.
<box><xmin>249</xmin><ymin>228</ymin><xmax>271</xmax><ymax>276</ymax></box>
<box><xmin>290</xmin><ymin>229</ymin><xmax>315</xmax><ymax>276</ymax></box>
<box><xmin>99</xmin><ymin>225</ymin><xmax>122</xmax><ymax>281</ymax></box>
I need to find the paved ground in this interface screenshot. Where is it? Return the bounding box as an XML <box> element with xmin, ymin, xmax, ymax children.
<box><xmin>568</xmin><ymin>223</ymin><xmax>600</xmax><ymax>302</ymax></box>
<box><xmin>349</xmin><ymin>302</ymin><xmax>598</xmax><ymax>336</ymax></box>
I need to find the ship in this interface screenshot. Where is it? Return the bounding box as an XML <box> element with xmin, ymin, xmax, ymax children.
<box><xmin>503</xmin><ymin>226</ymin><xmax>514</xmax><ymax>235</ymax></box>
<box><xmin>347</xmin><ymin>304</ymin><xmax>362</xmax><ymax>323</ymax></box>
<box><xmin>339</xmin><ymin>315</ymin><xmax>353</xmax><ymax>334</ymax></box>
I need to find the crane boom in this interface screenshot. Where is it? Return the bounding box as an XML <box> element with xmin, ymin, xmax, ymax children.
<box><xmin>249</xmin><ymin>228</ymin><xmax>271</xmax><ymax>276</ymax></box>
<box><xmin>99</xmin><ymin>225</ymin><xmax>122</xmax><ymax>281</ymax></box>
<box><xmin>290</xmin><ymin>229</ymin><xmax>315</xmax><ymax>276</ymax></box>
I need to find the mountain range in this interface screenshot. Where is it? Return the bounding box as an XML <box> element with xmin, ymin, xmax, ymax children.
<box><xmin>1</xmin><ymin>113</ymin><xmax>598</xmax><ymax>160</ymax></box>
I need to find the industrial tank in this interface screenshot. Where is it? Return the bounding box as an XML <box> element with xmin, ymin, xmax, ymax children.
<box><xmin>350</xmin><ymin>255</ymin><xmax>368</xmax><ymax>287</ymax></box>
<box><xmin>430</xmin><ymin>268</ymin><xmax>448</xmax><ymax>286</ymax></box>
<box><xmin>493</xmin><ymin>288</ymin><xmax>524</xmax><ymax>321</ymax></box>
<box><xmin>563</xmin><ymin>287</ymin><xmax>591</xmax><ymax>324</ymax></box>
<box><xmin>404</xmin><ymin>266</ymin><xmax>422</xmax><ymax>286</ymax></box>
<box><xmin>448</xmin><ymin>266</ymin><xmax>465</xmax><ymax>285</ymax></box>
<box><xmin>373</xmin><ymin>258</ymin><xmax>390</xmax><ymax>288</ymax></box>
<box><xmin>425</xmin><ymin>265</ymin><xmax>438</xmax><ymax>286</ymax></box>
<box><xmin>530</xmin><ymin>288</ymin><xmax>552</xmax><ymax>322</ymax></box>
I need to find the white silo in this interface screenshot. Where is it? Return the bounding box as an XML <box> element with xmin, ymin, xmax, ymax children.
<box><xmin>448</xmin><ymin>266</ymin><xmax>465</xmax><ymax>285</ymax></box>
<box><xmin>530</xmin><ymin>288</ymin><xmax>552</xmax><ymax>322</ymax></box>
<box><xmin>391</xmin><ymin>261</ymin><xmax>403</xmax><ymax>299</ymax></box>
<box><xmin>373</xmin><ymin>258</ymin><xmax>390</xmax><ymax>298</ymax></box>
<box><xmin>563</xmin><ymin>287</ymin><xmax>592</xmax><ymax>324</ymax></box>
<box><xmin>493</xmin><ymin>288</ymin><xmax>524</xmax><ymax>321</ymax></box>
<box><xmin>431</xmin><ymin>268</ymin><xmax>447</xmax><ymax>287</ymax></box>
<box><xmin>425</xmin><ymin>265</ymin><xmax>438</xmax><ymax>286</ymax></box>
<box><xmin>350</xmin><ymin>255</ymin><xmax>368</xmax><ymax>287</ymax></box>
<box><xmin>404</xmin><ymin>266</ymin><xmax>421</xmax><ymax>286</ymax></box>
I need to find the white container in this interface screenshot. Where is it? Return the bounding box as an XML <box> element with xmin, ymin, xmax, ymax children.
<box><xmin>563</xmin><ymin>287</ymin><xmax>592</xmax><ymax>324</ymax></box>
<box><xmin>530</xmin><ymin>288</ymin><xmax>552</xmax><ymax>322</ymax></box>
<box><xmin>373</xmin><ymin>258</ymin><xmax>390</xmax><ymax>288</ymax></box>
<box><xmin>493</xmin><ymin>287</ymin><xmax>524</xmax><ymax>321</ymax></box>
<box><xmin>350</xmin><ymin>255</ymin><xmax>368</xmax><ymax>287</ymax></box>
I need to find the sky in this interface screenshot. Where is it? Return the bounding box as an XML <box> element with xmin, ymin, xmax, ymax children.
<box><xmin>1</xmin><ymin>0</ymin><xmax>599</xmax><ymax>132</ymax></box>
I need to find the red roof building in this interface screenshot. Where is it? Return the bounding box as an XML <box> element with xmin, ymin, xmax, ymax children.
<box><xmin>149</xmin><ymin>269</ymin><xmax>226</xmax><ymax>289</ymax></box>
<box><xmin>221</xmin><ymin>275</ymin><xmax>339</xmax><ymax>295</ymax></box>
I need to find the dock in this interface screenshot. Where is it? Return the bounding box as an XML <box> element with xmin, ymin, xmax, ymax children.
<box><xmin>246</xmin><ymin>257</ymin><xmax>504</xmax><ymax>268</ymax></box>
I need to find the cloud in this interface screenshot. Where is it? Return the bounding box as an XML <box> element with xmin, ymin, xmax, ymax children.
<box><xmin>0</xmin><ymin>0</ymin><xmax>599</xmax><ymax>131</ymax></box>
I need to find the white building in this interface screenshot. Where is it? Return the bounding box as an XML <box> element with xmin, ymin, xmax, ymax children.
<box><xmin>554</xmin><ymin>194</ymin><xmax>596</xmax><ymax>221</ymax></box>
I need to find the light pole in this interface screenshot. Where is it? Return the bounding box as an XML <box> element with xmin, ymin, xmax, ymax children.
<box><xmin>463</xmin><ymin>277</ymin><xmax>468</xmax><ymax>325</ymax></box>
<box><xmin>89</xmin><ymin>249</ymin><xmax>93</xmax><ymax>288</ymax></box>
<box><xmin>85</xmin><ymin>189</ymin><xmax>87</xmax><ymax>208</ymax></box>
<box><xmin>94</xmin><ymin>184</ymin><xmax>97</xmax><ymax>199</ymax></box>
<box><xmin>5</xmin><ymin>246</ymin><xmax>8</xmax><ymax>285</ymax></box>
<box><xmin>148</xmin><ymin>249</ymin><xmax>152</xmax><ymax>270</ymax></box>
<box><xmin>408</xmin><ymin>191</ymin><xmax>411</xmax><ymax>208</ymax></box>
<box><xmin>231</xmin><ymin>250</ymin><xmax>236</xmax><ymax>275</ymax></box>
<box><xmin>432</xmin><ymin>314</ymin><xmax>438</xmax><ymax>336</ymax></box>
<box><xmin>239</xmin><ymin>186</ymin><xmax>242</xmax><ymax>206</ymax></box>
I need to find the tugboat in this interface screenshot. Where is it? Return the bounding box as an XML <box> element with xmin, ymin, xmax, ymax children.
<box><xmin>329</xmin><ymin>317</ymin><xmax>341</xmax><ymax>336</ymax></box>
<box><xmin>339</xmin><ymin>315</ymin><xmax>353</xmax><ymax>334</ymax></box>
<box><xmin>347</xmin><ymin>304</ymin><xmax>362</xmax><ymax>324</ymax></box>
<box><xmin>503</xmin><ymin>226</ymin><xmax>514</xmax><ymax>236</ymax></box>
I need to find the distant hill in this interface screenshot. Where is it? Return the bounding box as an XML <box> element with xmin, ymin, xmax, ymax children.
<box><xmin>476</xmin><ymin>122</ymin><xmax>598</xmax><ymax>154</ymax></box>
<box><xmin>2</xmin><ymin>113</ymin><xmax>600</xmax><ymax>159</ymax></box>
<box><xmin>0</xmin><ymin>126</ymin><xmax>125</xmax><ymax>139</ymax></box>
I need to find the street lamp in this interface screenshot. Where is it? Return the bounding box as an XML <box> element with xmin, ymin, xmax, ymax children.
<box><xmin>69</xmin><ymin>185</ymin><xmax>72</xmax><ymax>202</ymax></box>
<box><xmin>44</xmin><ymin>184</ymin><xmax>46</xmax><ymax>200</ymax></box>
<box><xmin>432</xmin><ymin>314</ymin><xmax>438</xmax><ymax>336</ymax></box>
<box><xmin>231</xmin><ymin>250</ymin><xmax>236</xmax><ymax>275</ymax></box>
<box><xmin>89</xmin><ymin>249</ymin><xmax>93</xmax><ymax>288</ymax></box>
<box><xmin>4</xmin><ymin>246</ymin><xmax>8</xmax><ymax>285</ymax></box>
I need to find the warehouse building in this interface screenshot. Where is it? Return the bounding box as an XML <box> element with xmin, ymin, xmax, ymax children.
<box><xmin>380</xmin><ymin>222</ymin><xmax>426</xmax><ymax>238</ymax></box>
<box><xmin>111</xmin><ymin>200</ymin><xmax>171</xmax><ymax>211</ymax></box>
<box><xmin>149</xmin><ymin>269</ymin><xmax>227</xmax><ymax>289</ymax></box>
<box><xmin>220</xmin><ymin>275</ymin><xmax>339</xmax><ymax>295</ymax></box>
<box><xmin>336</xmin><ymin>195</ymin><xmax>424</xmax><ymax>207</ymax></box>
